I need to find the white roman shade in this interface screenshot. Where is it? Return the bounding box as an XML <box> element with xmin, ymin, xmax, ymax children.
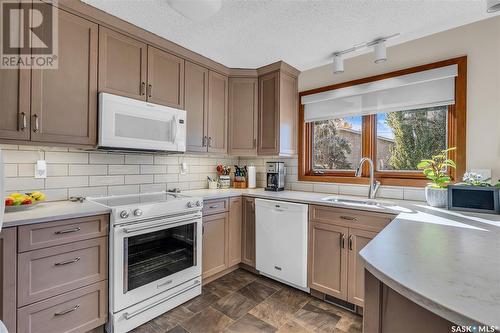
<box><xmin>302</xmin><ymin>65</ymin><xmax>458</xmax><ymax>122</ymax></box>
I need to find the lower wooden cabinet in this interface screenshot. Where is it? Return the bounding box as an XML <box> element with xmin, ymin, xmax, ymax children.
<box><xmin>0</xmin><ymin>228</ymin><xmax>17</xmax><ymax>333</ymax></box>
<box><xmin>308</xmin><ymin>222</ymin><xmax>348</xmax><ymax>300</ymax></box>
<box><xmin>241</xmin><ymin>197</ymin><xmax>256</xmax><ymax>268</ymax></box>
<box><xmin>308</xmin><ymin>205</ymin><xmax>395</xmax><ymax>307</ymax></box>
<box><xmin>202</xmin><ymin>212</ymin><xmax>229</xmax><ymax>279</ymax></box>
<box><xmin>228</xmin><ymin>197</ymin><xmax>242</xmax><ymax>267</ymax></box>
<box><xmin>347</xmin><ymin>228</ymin><xmax>377</xmax><ymax>306</ymax></box>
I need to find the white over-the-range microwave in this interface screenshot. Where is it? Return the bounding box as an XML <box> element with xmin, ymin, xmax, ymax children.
<box><xmin>98</xmin><ymin>93</ymin><xmax>187</xmax><ymax>153</ymax></box>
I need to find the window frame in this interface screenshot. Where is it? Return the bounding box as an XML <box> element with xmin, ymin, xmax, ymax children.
<box><xmin>298</xmin><ymin>57</ymin><xmax>467</xmax><ymax>187</ymax></box>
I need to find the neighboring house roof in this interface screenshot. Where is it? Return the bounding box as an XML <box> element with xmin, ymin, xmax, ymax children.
<box><xmin>338</xmin><ymin>128</ymin><xmax>395</xmax><ymax>143</ymax></box>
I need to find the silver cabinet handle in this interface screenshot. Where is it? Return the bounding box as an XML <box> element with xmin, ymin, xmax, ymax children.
<box><xmin>54</xmin><ymin>227</ymin><xmax>81</xmax><ymax>235</ymax></box>
<box><xmin>209</xmin><ymin>205</ymin><xmax>219</xmax><ymax>209</ymax></box>
<box><xmin>141</xmin><ymin>82</ymin><xmax>146</xmax><ymax>95</ymax></box>
<box><xmin>55</xmin><ymin>257</ymin><xmax>80</xmax><ymax>266</ymax></box>
<box><xmin>208</xmin><ymin>137</ymin><xmax>212</xmax><ymax>147</ymax></box>
<box><xmin>147</xmin><ymin>84</ymin><xmax>152</xmax><ymax>98</ymax></box>
<box><xmin>202</xmin><ymin>136</ymin><xmax>207</xmax><ymax>147</ymax></box>
<box><xmin>274</xmin><ymin>266</ymin><xmax>282</xmax><ymax>271</ymax></box>
<box><xmin>340</xmin><ymin>216</ymin><xmax>357</xmax><ymax>221</ymax></box>
<box><xmin>349</xmin><ymin>235</ymin><xmax>353</xmax><ymax>251</ymax></box>
<box><xmin>253</xmin><ymin>138</ymin><xmax>257</xmax><ymax>148</ymax></box>
<box><xmin>20</xmin><ymin>112</ymin><xmax>27</xmax><ymax>130</ymax></box>
<box><xmin>54</xmin><ymin>304</ymin><xmax>80</xmax><ymax>316</ymax></box>
<box><xmin>340</xmin><ymin>233</ymin><xmax>346</xmax><ymax>249</ymax></box>
<box><xmin>33</xmin><ymin>114</ymin><xmax>39</xmax><ymax>132</ymax></box>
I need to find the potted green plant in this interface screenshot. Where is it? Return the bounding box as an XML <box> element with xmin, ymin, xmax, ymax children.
<box><xmin>417</xmin><ymin>147</ymin><xmax>456</xmax><ymax>207</ymax></box>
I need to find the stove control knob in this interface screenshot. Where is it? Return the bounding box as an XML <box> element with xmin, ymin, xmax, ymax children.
<box><xmin>196</xmin><ymin>201</ymin><xmax>201</xmax><ymax>207</ymax></box>
<box><xmin>187</xmin><ymin>202</ymin><xmax>194</xmax><ymax>208</ymax></box>
<box><xmin>120</xmin><ymin>210</ymin><xmax>130</xmax><ymax>219</ymax></box>
<box><xmin>133</xmin><ymin>209</ymin><xmax>143</xmax><ymax>217</ymax></box>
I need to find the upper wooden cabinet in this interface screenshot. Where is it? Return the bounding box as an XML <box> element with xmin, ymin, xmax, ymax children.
<box><xmin>207</xmin><ymin>71</ymin><xmax>228</xmax><ymax>154</ymax></box>
<box><xmin>147</xmin><ymin>46</ymin><xmax>184</xmax><ymax>109</ymax></box>
<box><xmin>31</xmin><ymin>7</ymin><xmax>98</xmax><ymax>146</ymax></box>
<box><xmin>229</xmin><ymin>77</ymin><xmax>258</xmax><ymax>156</ymax></box>
<box><xmin>185</xmin><ymin>61</ymin><xmax>209</xmax><ymax>152</ymax></box>
<box><xmin>99</xmin><ymin>28</ymin><xmax>185</xmax><ymax>108</ymax></box>
<box><xmin>98</xmin><ymin>27</ymin><xmax>147</xmax><ymax>101</ymax></box>
<box><xmin>258</xmin><ymin>69</ymin><xmax>298</xmax><ymax>156</ymax></box>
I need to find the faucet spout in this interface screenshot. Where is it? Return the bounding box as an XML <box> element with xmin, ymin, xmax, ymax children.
<box><xmin>355</xmin><ymin>157</ymin><xmax>380</xmax><ymax>199</ymax></box>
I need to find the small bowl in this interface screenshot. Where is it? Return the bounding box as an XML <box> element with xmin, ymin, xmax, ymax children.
<box><xmin>5</xmin><ymin>201</ymin><xmax>39</xmax><ymax>213</ymax></box>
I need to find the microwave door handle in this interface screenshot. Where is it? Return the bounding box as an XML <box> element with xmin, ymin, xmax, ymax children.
<box><xmin>172</xmin><ymin>115</ymin><xmax>178</xmax><ymax>144</ymax></box>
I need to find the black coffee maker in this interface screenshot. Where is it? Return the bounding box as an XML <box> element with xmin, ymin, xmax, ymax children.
<box><xmin>265</xmin><ymin>162</ymin><xmax>285</xmax><ymax>191</ymax></box>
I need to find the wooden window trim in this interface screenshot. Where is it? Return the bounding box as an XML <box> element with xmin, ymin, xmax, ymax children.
<box><xmin>298</xmin><ymin>56</ymin><xmax>467</xmax><ymax>187</ymax></box>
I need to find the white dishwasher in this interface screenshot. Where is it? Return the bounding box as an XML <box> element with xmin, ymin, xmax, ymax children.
<box><xmin>255</xmin><ymin>198</ymin><xmax>309</xmax><ymax>291</ymax></box>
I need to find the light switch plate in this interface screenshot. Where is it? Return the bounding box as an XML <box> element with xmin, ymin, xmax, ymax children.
<box><xmin>35</xmin><ymin>160</ymin><xmax>47</xmax><ymax>179</ymax></box>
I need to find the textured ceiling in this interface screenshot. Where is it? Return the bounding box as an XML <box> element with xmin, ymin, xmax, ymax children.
<box><xmin>82</xmin><ymin>0</ymin><xmax>499</xmax><ymax>70</ymax></box>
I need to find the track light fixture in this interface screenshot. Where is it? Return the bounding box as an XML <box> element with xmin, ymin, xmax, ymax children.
<box><xmin>333</xmin><ymin>53</ymin><xmax>344</xmax><ymax>74</ymax></box>
<box><xmin>487</xmin><ymin>0</ymin><xmax>500</xmax><ymax>12</ymax></box>
<box><xmin>331</xmin><ymin>33</ymin><xmax>399</xmax><ymax>74</ymax></box>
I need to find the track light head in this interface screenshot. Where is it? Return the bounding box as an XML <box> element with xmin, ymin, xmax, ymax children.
<box><xmin>487</xmin><ymin>0</ymin><xmax>500</xmax><ymax>12</ymax></box>
<box><xmin>333</xmin><ymin>54</ymin><xmax>344</xmax><ymax>74</ymax></box>
<box><xmin>374</xmin><ymin>40</ymin><xmax>387</xmax><ymax>64</ymax></box>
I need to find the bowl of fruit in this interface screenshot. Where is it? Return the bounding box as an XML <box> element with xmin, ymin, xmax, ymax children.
<box><xmin>4</xmin><ymin>192</ymin><xmax>45</xmax><ymax>212</ymax></box>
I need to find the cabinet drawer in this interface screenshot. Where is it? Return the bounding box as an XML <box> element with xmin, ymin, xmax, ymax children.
<box><xmin>17</xmin><ymin>281</ymin><xmax>107</xmax><ymax>333</ymax></box>
<box><xmin>18</xmin><ymin>237</ymin><xmax>108</xmax><ymax>306</ymax></box>
<box><xmin>202</xmin><ymin>198</ymin><xmax>229</xmax><ymax>216</ymax></box>
<box><xmin>18</xmin><ymin>214</ymin><xmax>109</xmax><ymax>252</ymax></box>
<box><xmin>309</xmin><ymin>205</ymin><xmax>394</xmax><ymax>232</ymax></box>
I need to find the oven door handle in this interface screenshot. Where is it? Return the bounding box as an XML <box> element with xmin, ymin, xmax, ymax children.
<box><xmin>123</xmin><ymin>279</ymin><xmax>201</xmax><ymax>320</ymax></box>
<box><xmin>123</xmin><ymin>216</ymin><xmax>200</xmax><ymax>234</ymax></box>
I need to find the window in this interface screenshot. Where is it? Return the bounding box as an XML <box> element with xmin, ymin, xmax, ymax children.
<box><xmin>376</xmin><ymin>106</ymin><xmax>448</xmax><ymax>171</ymax></box>
<box><xmin>312</xmin><ymin>116</ymin><xmax>362</xmax><ymax>171</ymax></box>
<box><xmin>299</xmin><ymin>57</ymin><xmax>466</xmax><ymax>187</ymax></box>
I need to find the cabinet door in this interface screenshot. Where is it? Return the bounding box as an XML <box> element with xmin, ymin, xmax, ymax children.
<box><xmin>147</xmin><ymin>46</ymin><xmax>184</xmax><ymax>108</ymax></box>
<box><xmin>258</xmin><ymin>71</ymin><xmax>280</xmax><ymax>155</ymax></box>
<box><xmin>228</xmin><ymin>77</ymin><xmax>258</xmax><ymax>156</ymax></box>
<box><xmin>98</xmin><ymin>27</ymin><xmax>147</xmax><ymax>101</ymax></box>
<box><xmin>228</xmin><ymin>197</ymin><xmax>242</xmax><ymax>267</ymax></box>
<box><xmin>0</xmin><ymin>0</ymin><xmax>30</xmax><ymax>141</ymax></box>
<box><xmin>185</xmin><ymin>61</ymin><xmax>208</xmax><ymax>152</ymax></box>
<box><xmin>207</xmin><ymin>71</ymin><xmax>228</xmax><ymax>154</ymax></box>
<box><xmin>202</xmin><ymin>213</ymin><xmax>229</xmax><ymax>279</ymax></box>
<box><xmin>241</xmin><ymin>197</ymin><xmax>256</xmax><ymax>267</ymax></box>
<box><xmin>279</xmin><ymin>72</ymin><xmax>298</xmax><ymax>156</ymax></box>
<box><xmin>348</xmin><ymin>228</ymin><xmax>377</xmax><ymax>307</ymax></box>
<box><xmin>31</xmin><ymin>6</ymin><xmax>98</xmax><ymax>146</ymax></box>
<box><xmin>308</xmin><ymin>222</ymin><xmax>348</xmax><ymax>300</ymax></box>
<box><xmin>0</xmin><ymin>228</ymin><xmax>17</xmax><ymax>333</ymax></box>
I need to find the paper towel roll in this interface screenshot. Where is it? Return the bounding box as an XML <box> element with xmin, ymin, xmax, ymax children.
<box><xmin>247</xmin><ymin>165</ymin><xmax>256</xmax><ymax>189</ymax></box>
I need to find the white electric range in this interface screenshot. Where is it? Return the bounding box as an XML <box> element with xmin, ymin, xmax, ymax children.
<box><xmin>88</xmin><ymin>192</ymin><xmax>203</xmax><ymax>333</ymax></box>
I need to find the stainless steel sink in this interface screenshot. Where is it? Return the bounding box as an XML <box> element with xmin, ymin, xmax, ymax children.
<box><xmin>322</xmin><ymin>197</ymin><xmax>382</xmax><ymax>207</ymax></box>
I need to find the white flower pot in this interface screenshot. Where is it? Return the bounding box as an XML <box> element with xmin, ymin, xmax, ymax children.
<box><xmin>425</xmin><ymin>186</ymin><xmax>448</xmax><ymax>208</ymax></box>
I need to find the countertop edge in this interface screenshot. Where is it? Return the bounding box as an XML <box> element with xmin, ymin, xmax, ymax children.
<box><xmin>361</xmin><ymin>258</ymin><xmax>480</xmax><ymax>327</ymax></box>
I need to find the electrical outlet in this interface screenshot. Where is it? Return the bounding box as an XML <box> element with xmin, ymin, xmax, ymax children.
<box><xmin>35</xmin><ymin>160</ymin><xmax>47</xmax><ymax>179</ymax></box>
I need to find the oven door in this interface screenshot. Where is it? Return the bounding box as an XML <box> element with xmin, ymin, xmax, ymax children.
<box><xmin>112</xmin><ymin>213</ymin><xmax>202</xmax><ymax>312</ymax></box>
<box><xmin>99</xmin><ymin>93</ymin><xmax>186</xmax><ymax>152</ymax></box>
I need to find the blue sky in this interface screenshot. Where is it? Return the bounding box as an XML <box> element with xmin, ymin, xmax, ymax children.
<box><xmin>345</xmin><ymin>114</ymin><xmax>394</xmax><ymax>139</ymax></box>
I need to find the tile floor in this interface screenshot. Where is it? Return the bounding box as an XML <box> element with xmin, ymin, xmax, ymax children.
<box><xmin>130</xmin><ymin>269</ymin><xmax>362</xmax><ymax>333</ymax></box>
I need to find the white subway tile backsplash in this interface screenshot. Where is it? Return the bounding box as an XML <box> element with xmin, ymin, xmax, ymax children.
<box><xmin>154</xmin><ymin>155</ymin><xmax>178</xmax><ymax>165</ymax></box>
<box><xmin>291</xmin><ymin>182</ymin><xmax>314</xmax><ymax>192</ymax></box>
<box><xmin>140</xmin><ymin>165</ymin><xmax>167</xmax><ymax>174</ymax></box>
<box><xmin>108</xmin><ymin>185</ymin><xmax>140</xmax><ymax>195</ymax></box>
<box><xmin>125</xmin><ymin>174</ymin><xmax>153</xmax><ymax>185</ymax></box>
<box><xmin>154</xmin><ymin>174</ymin><xmax>178</xmax><ymax>183</ymax></box>
<box><xmin>40</xmin><ymin>189</ymin><xmax>69</xmax><ymax>201</ymax></box>
<box><xmin>89</xmin><ymin>153</ymin><xmax>124</xmax><ymax>164</ymax></box>
<box><xmin>90</xmin><ymin>175</ymin><xmax>124</xmax><ymax>186</ymax></box>
<box><xmin>312</xmin><ymin>183</ymin><xmax>339</xmax><ymax>195</ymax></box>
<box><xmin>5</xmin><ymin>178</ymin><xmax>45</xmax><ymax>191</ymax></box>
<box><xmin>69</xmin><ymin>186</ymin><xmax>107</xmax><ymax>198</ymax></box>
<box><xmin>45</xmin><ymin>152</ymin><xmax>88</xmax><ymax>164</ymax></box>
<box><xmin>108</xmin><ymin>164</ymin><xmax>140</xmax><ymax>175</ymax></box>
<box><xmin>167</xmin><ymin>165</ymin><xmax>180</xmax><ymax>174</ymax></box>
<box><xmin>46</xmin><ymin>176</ymin><xmax>88</xmax><ymax>189</ymax></box>
<box><xmin>404</xmin><ymin>187</ymin><xmax>426</xmax><ymax>201</ymax></box>
<box><xmin>4</xmin><ymin>164</ymin><xmax>17</xmax><ymax>177</ymax></box>
<box><xmin>140</xmin><ymin>184</ymin><xmax>166</xmax><ymax>193</ymax></box>
<box><xmin>3</xmin><ymin>150</ymin><xmax>41</xmax><ymax>163</ymax></box>
<box><xmin>125</xmin><ymin>154</ymin><xmax>153</xmax><ymax>165</ymax></box>
<box><xmin>338</xmin><ymin>184</ymin><xmax>369</xmax><ymax>197</ymax></box>
<box><xmin>69</xmin><ymin>164</ymin><xmax>107</xmax><ymax>176</ymax></box>
<box><xmin>377</xmin><ymin>186</ymin><xmax>404</xmax><ymax>200</ymax></box>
